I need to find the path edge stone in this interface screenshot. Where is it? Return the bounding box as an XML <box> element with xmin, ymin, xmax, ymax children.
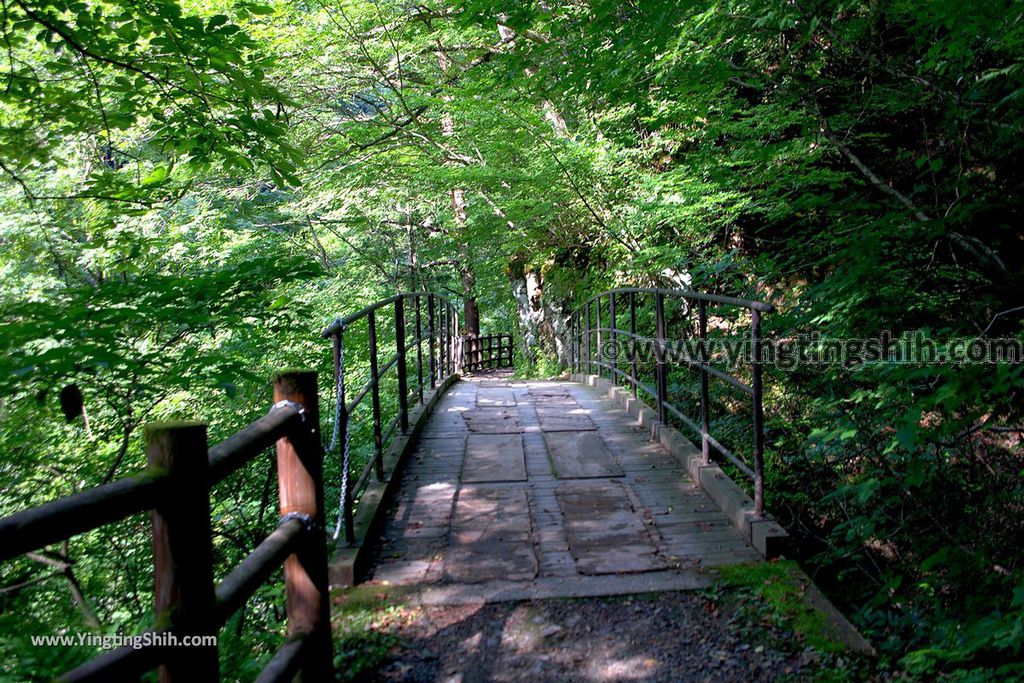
<box><xmin>328</xmin><ymin>373</ymin><xmax>461</xmax><ymax>588</ymax></box>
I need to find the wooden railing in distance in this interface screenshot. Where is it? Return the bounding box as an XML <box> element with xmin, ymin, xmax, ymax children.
<box><xmin>462</xmin><ymin>333</ymin><xmax>514</xmax><ymax>372</ymax></box>
<box><xmin>570</xmin><ymin>287</ymin><xmax>775</xmax><ymax>517</ymax></box>
<box><xmin>0</xmin><ymin>370</ymin><xmax>333</xmax><ymax>683</ymax></box>
<box><xmin>320</xmin><ymin>292</ymin><xmax>461</xmax><ymax>547</ymax></box>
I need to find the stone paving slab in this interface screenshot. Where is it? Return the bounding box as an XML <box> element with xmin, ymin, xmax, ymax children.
<box><xmin>544</xmin><ymin>431</ymin><xmax>624</xmax><ymax>478</ymax></box>
<box><xmin>462</xmin><ymin>434</ymin><xmax>527</xmax><ymax>482</ymax></box>
<box><xmin>445</xmin><ymin>487</ymin><xmax>536</xmax><ymax>583</ymax></box>
<box><xmin>477</xmin><ymin>389</ymin><xmax>517</xmax><ymax>406</ymax></box>
<box><xmin>556</xmin><ymin>480</ymin><xmax>666</xmax><ymax>575</ymax></box>
<box><xmin>462</xmin><ymin>407</ymin><xmax>523</xmax><ymax>433</ymax></box>
<box><xmin>534</xmin><ymin>407</ymin><xmax>597</xmax><ymax>432</ymax></box>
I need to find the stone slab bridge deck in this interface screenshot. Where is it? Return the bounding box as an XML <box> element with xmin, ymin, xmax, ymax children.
<box><xmin>359</xmin><ymin>374</ymin><xmax>764</xmax><ymax>605</ymax></box>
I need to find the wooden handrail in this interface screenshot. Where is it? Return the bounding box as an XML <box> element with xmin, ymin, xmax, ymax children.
<box><xmin>0</xmin><ymin>472</ymin><xmax>168</xmax><ymax>563</ymax></box>
<box><xmin>0</xmin><ymin>370</ymin><xmax>335</xmax><ymax>682</ymax></box>
<box><xmin>3</xmin><ymin>289</ymin><xmax>474</xmax><ymax>678</ymax></box>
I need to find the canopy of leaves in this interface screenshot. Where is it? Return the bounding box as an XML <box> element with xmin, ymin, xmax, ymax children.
<box><xmin>1</xmin><ymin>0</ymin><xmax>1022</xmax><ymax>679</ymax></box>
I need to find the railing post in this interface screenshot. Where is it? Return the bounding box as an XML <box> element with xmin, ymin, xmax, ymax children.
<box><xmin>394</xmin><ymin>297</ymin><xmax>410</xmax><ymax>432</ymax></box>
<box><xmin>444</xmin><ymin>301</ymin><xmax>451</xmax><ymax>377</ymax></box>
<box><xmin>584</xmin><ymin>301</ymin><xmax>591</xmax><ymax>374</ymax></box>
<box><xmin>332</xmin><ymin>332</ymin><xmax>353</xmax><ymax>544</ymax></box>
<box><xmin>655</xmin><ymin>291</ymin><xmax>669</xmax><ymax>424</ymax></box>
<box><xmin>272</xmin><ymin>371</ymin><xmax>334</xmax><ymax>681</ymax></box>
<box><xmin>147</xmin><ymin>422</ymin><xmax>219</xmax><ymax>683</ymax></box>
<box><xmin>596</xmin><ymin>296</ymin><xmax>603</xmax><ymax>378</ymax></box>
<box><xmin>367</xmin><ymin>312</ymin><xmax>384</xmax><ymax>481</ymax></box>
<box><xmin>629</xmin><ymin>292</ymin><xmax>638</xmax><ymax>398</ymax></box>
<box><xmin>570</xmin><ymin>312</ymin><xmax>576</xmax><ymax>372</ymax></box>
<box><xmin>751</xmin><ymin>310</ymin><xmax>765</xmax><ymax>518</ymax></box>
<box><xmin>454</xmin><ymin>309</ymin><xmax>461</xmax><ymax>371</ymax></box>
<box><xmin>698</xmin><ymin>301</ymin><xmax>711</xmax><ymax>466</ymax></box>
<box><xmin>577</xmin><ymin>310</ymin><xmax>583</xmax><ymax>374</ymax></box>
<box><xmin>427</xmin><ymin>294</ymin><xmax>437</xmax><ymax>388</ymax></box>
<box><xmin>609</xmin><ymin>292</ymin><xmax>617</xmax><ymax>384</ymax></box>
<box><xmin>414</xmin><ymin>295</ymin><xmax>424</xmax><ymax>403</ymax></box>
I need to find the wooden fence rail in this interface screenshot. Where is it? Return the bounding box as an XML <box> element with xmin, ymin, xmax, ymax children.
<box><xmin>0</xmin><ymin>371</ymin><xmax>333</xmax><ymax>683</ymax></box>
<box><xmin>570</xmin><ymin>287</ymin><xmax>775</xmax><ymax>517</ymax></box>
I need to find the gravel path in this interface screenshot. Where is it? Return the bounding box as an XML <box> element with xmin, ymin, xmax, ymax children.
<box><xmin>337</xmin><ymin>589</ymin><xmax>859</xmax><ymax>682</ymax></box>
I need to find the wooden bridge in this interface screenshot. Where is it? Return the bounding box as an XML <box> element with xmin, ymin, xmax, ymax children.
<box><xmin>0</xmin><ymin>289</ymin><xmax>793</xmax><ymax>681</ymax></box>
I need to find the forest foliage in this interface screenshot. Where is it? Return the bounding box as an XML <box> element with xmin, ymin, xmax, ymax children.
<box><xmin>1</xmin><ymin>0</ymin><xmax>1023</xmax><ymax>680</ymax></box>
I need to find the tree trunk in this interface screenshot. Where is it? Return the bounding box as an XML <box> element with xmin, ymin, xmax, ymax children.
<box><xmin>436</xmin><ymin>46</ymin><xmax>479</xmax><ymax>336</ymax></box>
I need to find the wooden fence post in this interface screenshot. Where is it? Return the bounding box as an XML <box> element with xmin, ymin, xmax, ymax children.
<box><xmin>147</xmin><ymin>422</ymin><xmax>219</xmax><ymax>683</ymax></box>
<box><xmin>272</xmin><ymin>371</ymin><xmax>334</xmax><ymax>682</ymax></box>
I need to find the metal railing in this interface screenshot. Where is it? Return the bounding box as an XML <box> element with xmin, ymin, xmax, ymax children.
<box><xmin>321</xmin><ymin>292</ymin><xmax>461</xmax><ymax>546</ymax></box>
<box><xmin>0</xmin><ymin>371</ymin><xmax>334</xmax><ymax>682</ymax></box>
<box><xmin>570</xmin><ymin>287</ymin><xmax>775</xmax><ymax>516</ymax></box>
<box><xmin>462</xmin><ymin>333</ymin><xmax>514</xmax><ymax>372</ymax></box>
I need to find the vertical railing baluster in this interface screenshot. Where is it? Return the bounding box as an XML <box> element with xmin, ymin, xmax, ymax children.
<box><xmin>629</xmin><ymin>292</ymin><xmax>638</xmax><ymax>397</ymax></box>
<box><xmin>698</xmin><ymin>300</ymin><xmax>711</xmax><ymax>466</ymax></box>
<box><xmin>414</xmin><ymin>295</ymin><xmax>424</xmax><ymax>403</ymax></box>
<box><xmin>367</xmin><ymin>311</ymin><xmax>384</xmax><ymax>481</ymax></box>
<box><xmin>394</xmin><ymin>297</ymin><xmax>409</xmax><ymax>433</ymax></box>
<box><xmin>272</xmin><ymin>371</ymin><xmax>334</xmax><ymax>680</ymax></box>
<box><xmin>751</xmin><ymin>309</ymin><xmax>765</xmax><ymax>518</ymax></box>
<box><xmin>596</xmin><ymin>296</ymin><xmax>603</xmax><ymax>378</ymax></box>
<box><xmin>585</xmin><ymin>300</ymin><xmax>592</xmax><ymax>374</ymax></box>
<box><xmin>427</xmin><ymin>294</ymin><xmax>437</xmax><ymax>388</ymax></box>
<box><xmin>609</xmin><ymin>292</ymin><xmax>617</xmax><ymax>385</ymax></box>
<box><xmin>439</xmin><ymin>301</ymin><xmax>447</xmax><ymax>379</ymax></box>
<box><xmin>655</xmin><ymin>291</ymin><xmax>668</xmax><ymax>424</ymax></box>
<box><xmin>451</xmin><ymin>304</ymin><xmax>456</xmax><ymax>372</ymax></box>
<box><xmin>570</xmin><ymin>312</ymin><xmax>576</xmax><ymax>372</ymax></box>
<box><xmin>578</xmin><ymin>310</ymin><xmax>583</xmax><ymax>374</ymax></box>
<box><xmin>147</xmin><ymin>422</ymin><xmax>219</xmax><ymax>683</ymax></box>
<box><xmin>453</xmin><ymin>307</ymin><xmax>460</xmax><ymax>372</ymax></box>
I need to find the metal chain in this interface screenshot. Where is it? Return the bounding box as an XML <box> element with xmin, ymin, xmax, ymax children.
<box><xmin>330</xmin><ymin>324</ymin><xmax>352</xmax><ymax>542</ymax></box>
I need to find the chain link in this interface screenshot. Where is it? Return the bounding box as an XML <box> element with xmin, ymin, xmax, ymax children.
<box><xmin>329</xmin><ymin>324</ymin><xmax>352</xmax><ymax>542</ymax></box>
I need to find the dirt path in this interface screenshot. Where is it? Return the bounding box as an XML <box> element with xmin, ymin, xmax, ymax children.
<box><xmin>334</xmin><ymin>580</ymin><xmax>875</xmax><ymax>682</ymax></box>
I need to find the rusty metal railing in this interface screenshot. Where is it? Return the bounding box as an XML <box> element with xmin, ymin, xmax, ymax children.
<box><xmin>570</xmin><ymin>287</ymin><xmax>775</xmax><ymax>517</ymax></box>
<box><xmin>462</xmin><ymin>333</ymin><xmax>514</xmax><ymax>372</ymax></box>
<box><xmin>321</xmin><ymin>292</ymin><xmax>461</xmax><ymax>546</ymax></box>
